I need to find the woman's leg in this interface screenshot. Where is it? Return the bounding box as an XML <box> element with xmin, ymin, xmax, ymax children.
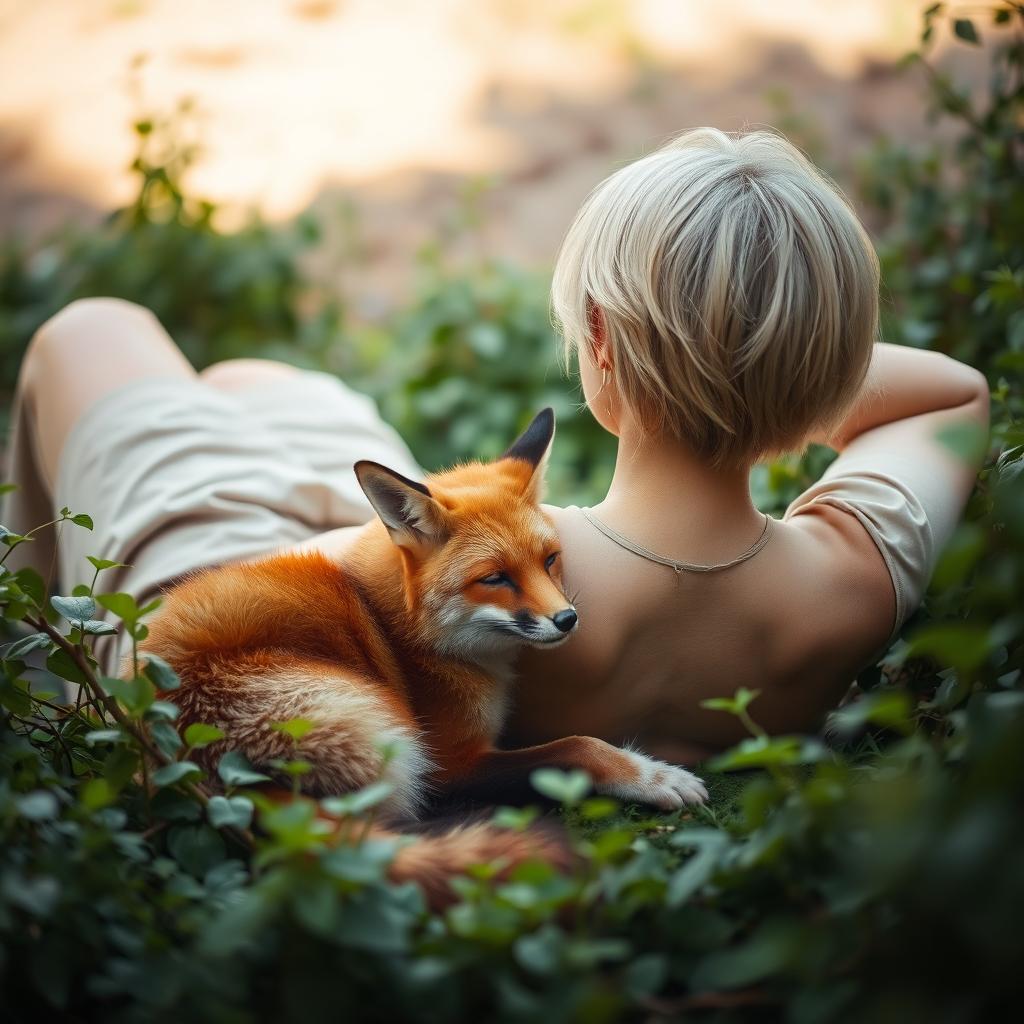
<box><xmin>19</xmin><ymin>298</ymin><xmax>195</xmax><ymax>488</ymax></box>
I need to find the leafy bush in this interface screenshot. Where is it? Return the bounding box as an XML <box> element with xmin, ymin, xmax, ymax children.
<box><xmin>0</xmin><ymin>99</ymin><xmax>342</xmax><ymax>416</ymax></box>
<box><xmin>349</xmin><ymin>252</ymin><xmax>616</xmax><ymax>502</ymax></box>
<box><xmin>2</xmin><ymin>4</ymin><xmax>1024</xmax><ymax>1022</ymax></box>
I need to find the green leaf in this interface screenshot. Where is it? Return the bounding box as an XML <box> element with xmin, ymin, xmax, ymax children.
<box><xmin>167</xmin><ymin>824</ymin><xmax>226</xmax><ymax>877</ymax></box>
<box><xmin>270</xmin><ymin>717</ymin><xmax>316</xmax><ymax>742</ymax></box>
<box><xmin>81</xmin><ymin>619</ymin><xmax>117</xmax><ymax>636</ymax></box>
<box><xmin>321</xmin><ymin>780</ymin><xmax>395</xmax><ymax>816</ymax></box>
<box><xmin>100</xmin><ymin>674</ymin><xmax>155</xmax><ymax>715</ymax></box>
<box><xmin>50</xmin><ymin>595</ymin><xmax>97</xmax><ymax>622</ymax></box>
<box><xmin>700</xmin><ymin>687</ymin><xmax>761</xmax><ymax>717</ymax></box>
<box><xmin>207</xmin><ymin>795</ymin><xmax>254</xmax><ymax>831</ymax></box>
<box><xmin>0</xmin><ymin>675</ymin><xmax>32</xmax><ymax>715</ymax></box>
<box><xmin>184</xmin><ymin>723</ymin><xmax>225</xmax><ymax>749</ymax></box>
<box><xmin>515</xmin><ymin>924</ymin><xmax>563</xmax><ymax>975</ymax></box>
<box><xmin>530</xmin><ymin>768</ymin><xmax>591</xmax><ymax>806</ymax></box>
<box><xmin>45</xmin><ymin>648</ymin><xmax>92</xmax><ymax>687</ymax></box>
<box><xmin>80</xmin><ymin>778</ymin><xmax>114</xmax><ymax>810</ymax></box>
<box><xmin>579</xmin><ymin>797</ymin><xmax>618</xmax><ymax>820</ymax></box>
<box><xmin>321</xmin><ymin>839</ymin><xmax>397</xmax><ymax>884</ymax></box>
<box><xmin>953</xmin><ymin>18</ymin><xmax>979</xmax><ymax>44</ymax></box>
<box><xmin>906</xmin><ymin>623</ymin><xmax>992</xmax><ymax>673</ymax></box>
<box><xmin>152</xmin><ymin>761</ymin><xmax>203</xmax><ymax>787</ymax></box>
<box><xmin>709</xmin><ymin>735</ymin><xmax>829</xmax><ymax>772</ymax></box>
<box><xmin>3</xmin><ymin>632</ymin><xmax>51</xmax><ymax>658</ymax></box>
<box><xmin>218</xmin><ymin>750</ymin><xmax>271</xmax><ymax>787</ymax></box>
<box><xmin>150</xmin><ymin>719</ymin><xmax>184</xmax><ymax>759</ymax></box>
<box><xmin>87</xmin><ymin>556</ymin><xmax>128</xmax><ymax>571</ymax></box>
<box><xmin>271</xmin><ymin>758</ymin><xmax>312</xmax><ymax>777</ymax></box>
<box><xmin>492</xmin><ymin>805</ymin><xmax>540</xmax><ymax>830</ymax></box>
<box><xmin>330</xmin><ymin>886</ymin><xmax>416</xmax><ymax>953</ymax></box>
<box><xmin>827</xmin><ymin>690</ymin><xmax>914</xmax><ymax>737</ymax></box>
<box><xmin>147</xmin><ymin>699</ymin><xmax>181</xmax><ymax>721</ymax></box>
<box><xmin>17</xmin><ymin>790</ymin><xmax>59</xmax><ymax>821</ymax></box>
<box><xmin>13</xmin><ymin>567</ymin><xmax>45</xmax><ymax>607</ymax></box>
<box><xmin>667</xmin><ymin>829</ymin><xmax>729</xmax><ymax>906</ymax></box>
<box><xmin>97</xmin><ymin>592</ymin><xmax>160</xmax><ymax>628</ymax></box>
<box><xmin>103</xmin><ymin>746</ymin><xmax>139</xmax><ymax>790</ymax></box>
<box><xmin>70</xmin><ymin>514</ymin><xmax>94</xmax><ymax>530</ymax></box>
<box><xmin>624</xmin><ymin>953</ymin><xmax>668</xmax><ymax>999</ymax></box>
<box><xmin>141</xmin><ymin>653</ymin><xmax>180</xmax><ymax>691</ymax></box>
<box><xmin>85</xmin><ymin>728</ymin><xmax>128</xmax><ymax>745</ymax></box>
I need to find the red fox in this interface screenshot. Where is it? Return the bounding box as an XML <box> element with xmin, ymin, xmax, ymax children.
<box><xmin>143</xmin><ymin>409</ymin><xmax>706</xmax><ymax>900</ymax></box>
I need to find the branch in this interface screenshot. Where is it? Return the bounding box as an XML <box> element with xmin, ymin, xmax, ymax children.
<box><xmin>25</xmin><ymin>614</ymin><xmax>255</xmax><ymax>850</ymax></box>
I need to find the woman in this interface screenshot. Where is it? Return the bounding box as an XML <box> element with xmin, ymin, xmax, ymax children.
<box><xmin>3</xmin><ymin>128</ymin><xmax>988</xmax><ymax>764</ymax></box>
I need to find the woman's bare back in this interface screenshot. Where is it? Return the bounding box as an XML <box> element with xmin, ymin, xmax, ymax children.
<box><xmin>505</xmin><ymin>503</ymin><xmax>896</xmax><ymax>762</ymax></box>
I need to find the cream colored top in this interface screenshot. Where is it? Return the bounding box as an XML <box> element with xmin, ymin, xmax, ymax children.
<box><xmin>784</xmin><ymin>447</ymin><xmax>953</xmax><ymax>644</ymax></box>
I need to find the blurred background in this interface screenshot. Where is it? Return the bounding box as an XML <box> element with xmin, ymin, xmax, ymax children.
<box><xmin>0</xmin><ymin>1</ymin><xmax>1018</xmax><ymax>504</ymax></box>
<box><xmin>1</xmin><ymin>0</ymin><xmax>929</xmax><ymax>294</ymax></box>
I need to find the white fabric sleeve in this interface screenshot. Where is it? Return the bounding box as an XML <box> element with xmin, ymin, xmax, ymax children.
<box><xmin>784</xmin><ymin>444</ymin><xmax>962</xmax><ymax>642</ymax></box>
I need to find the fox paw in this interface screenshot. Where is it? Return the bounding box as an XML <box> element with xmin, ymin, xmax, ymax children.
<box><xmin>597</xmin><ymin>749</ymin><xmax>708</xmax><ymax>810</ymax></box>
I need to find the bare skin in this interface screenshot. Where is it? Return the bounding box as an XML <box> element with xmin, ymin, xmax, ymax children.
<box><xmin>22</xmin><ymin>299</ymin><xmax>989</xmax><ymax>762</ymax></box>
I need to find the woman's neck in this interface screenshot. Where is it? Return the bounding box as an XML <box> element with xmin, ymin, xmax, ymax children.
<box><xmin>592</xmin><ymin>424</ymin><xmax>764</xmax><ymax>563</ymax></box>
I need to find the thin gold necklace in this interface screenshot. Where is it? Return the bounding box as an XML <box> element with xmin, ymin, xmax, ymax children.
<box><xmin>578</xmin><ymin>507</ymin><xmax>773</xmax><ymax>575</ymax></box>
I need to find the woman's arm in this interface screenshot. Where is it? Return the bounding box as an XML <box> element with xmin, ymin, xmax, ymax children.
<box><xmin>814</xmin><ymin>342</ymin><xmax>990</xmax><ymax>456</ymax></box>
<box><xmin>792</xmin><ymin>343</ymin><xmax>990</xmax><ymax>639</ymax></box>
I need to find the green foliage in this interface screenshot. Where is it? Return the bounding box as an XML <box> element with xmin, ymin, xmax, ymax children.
<box><xmin>349</xmin><ymin>254</ymin><xmax>616</xmax><ymax>503</ymax></box>
<box><xmin>0</xmin><ymin>100</ymin><xmax>342</xmax><ymax>412</ymax></box>
<box><xmin>2</xmin><ymin>4</ymin><xmax>1024</xmax><ymax>1021</ymax></box>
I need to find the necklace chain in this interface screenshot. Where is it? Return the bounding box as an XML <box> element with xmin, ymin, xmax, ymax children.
<box><xmin>578</xmin><ymin>507</ymin><xmax>773</xmax><ymax>574</ymax></box>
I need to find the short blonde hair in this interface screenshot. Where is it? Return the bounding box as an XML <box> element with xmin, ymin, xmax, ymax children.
<box><xmin>552</xmin><ymin>127</ymin><xmax>879</xmax><ymax>465</ymax></box>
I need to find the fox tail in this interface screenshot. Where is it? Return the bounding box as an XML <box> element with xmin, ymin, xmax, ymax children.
<box><xmin>369</xmin><ymin>819</ymin><xmax>575</xmax><ymax>909</ymax></box>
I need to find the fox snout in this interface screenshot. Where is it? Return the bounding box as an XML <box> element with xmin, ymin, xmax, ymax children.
<box><xmin>513</xmin><ymin>603</ymin><xmax>578</xmax><ymax>647</ymax></box>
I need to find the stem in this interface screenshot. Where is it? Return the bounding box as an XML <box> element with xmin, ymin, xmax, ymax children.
<box><xmin>739</xmin><ymin>708</ymin><xmax>768</xmax><ymax>741</ymax></box>
<box><xmin>0</xmin><ymin>512</ymin><xmax>70</xmax><ymax>568</ymax></box>
<box><xmin>25</xmin><ymin>613</ymin><xmax>255</xmax><ymax>851</ymax></box>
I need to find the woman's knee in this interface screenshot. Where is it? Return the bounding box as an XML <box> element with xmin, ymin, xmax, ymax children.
<box><xmin>24</xmin><ymin>298</ymin><xmax>158</xmax><ymax>382</ymax></box>
<box><xmin>22</xmin><ymin>297</ymin><xmax>192</xmax><ymax>397</ymax></box>
<box><xmin>200</xmin><ymin>358</ymin><xmax>301</xmax><ymax>393</ymax></box>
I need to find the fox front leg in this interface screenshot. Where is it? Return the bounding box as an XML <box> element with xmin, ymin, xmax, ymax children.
<box><xmin>441</xmin><ymin>735</ymin><xmax>707</xmax><ymax>810</ymax></box>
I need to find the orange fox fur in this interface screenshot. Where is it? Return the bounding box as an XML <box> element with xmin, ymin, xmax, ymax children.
<box><xmin>143</xmin><ymin>410</ymin><xmax>706</xmax><ymax>903</ymax></box>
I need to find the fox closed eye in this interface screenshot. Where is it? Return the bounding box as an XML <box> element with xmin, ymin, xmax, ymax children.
<box><xmin>480</xmin><ymin>572</ymin><xmax>514</xmax><ymax>587</ymax></box>
<box><xmin>545</xmin><ymin>552</ymin><xmax>560</xmax><ymax>572</ymax></box>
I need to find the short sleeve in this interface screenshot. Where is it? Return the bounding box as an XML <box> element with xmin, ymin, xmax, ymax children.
<box><xmin>784</xmin><ymin>447</ymin><xmax>957</xmax><ymax>642</ymax></box>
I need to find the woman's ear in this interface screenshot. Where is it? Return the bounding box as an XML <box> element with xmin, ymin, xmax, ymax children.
<box><xmin>354</xmin><ymin>461</ymin><xmax>449</xmax><ymax>552</ymax></box>
<box><xmin>502</xmin><ymin>408</ymin><xmax>555</xmax><ymax>503</ymax></box>
<box><xmin>587</xmin><ymin>303</ymin><xmax>612</xmax><ymax>371</ymax></box>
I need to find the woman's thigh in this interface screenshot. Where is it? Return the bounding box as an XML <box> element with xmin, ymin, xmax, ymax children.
<box><xmin>21</xmin><ymin>297</ymin><xmax>195</xmax><ymax>487</ymax></box>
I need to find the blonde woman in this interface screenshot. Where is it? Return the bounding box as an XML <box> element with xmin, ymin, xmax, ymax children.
<box><xmin>4</xmin><ymin>128</ymin><xmax>988</xmax><ymax>768</ymax></box>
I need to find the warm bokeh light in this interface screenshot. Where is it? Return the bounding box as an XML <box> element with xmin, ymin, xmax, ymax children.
<box><xmin>0</xmin><ymin>1</ymin><xmax>945</xmax><ymax>305</ymax></box>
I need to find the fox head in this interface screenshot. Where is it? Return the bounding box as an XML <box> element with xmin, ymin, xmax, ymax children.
<box><xmin>354</xmin><ymin>409</ymin><xmax>578</xmax><ymax>661</ymax></box>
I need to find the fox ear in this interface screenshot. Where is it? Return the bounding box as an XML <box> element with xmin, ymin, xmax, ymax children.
<box><xmin>354</xmin><ymin>461</ymin><xmax>449</xmax><ymax>551</ymax></box>
<box><xmin>502</xmin><ymin>408</ymin><xmax>555</xmax><ymax>503</ymax></box>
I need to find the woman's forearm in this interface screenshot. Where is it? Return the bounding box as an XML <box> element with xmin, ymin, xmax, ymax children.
<box><xmin>815</xmin><ymin>343</ymin><xmax>989</xmax><ymax>452</ymax></box>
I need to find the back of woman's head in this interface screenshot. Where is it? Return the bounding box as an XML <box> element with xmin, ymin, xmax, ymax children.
<box><xmin>552</xmin><ymin>127</ymin><xmax>879</xmax><ymax>465</ymax></box>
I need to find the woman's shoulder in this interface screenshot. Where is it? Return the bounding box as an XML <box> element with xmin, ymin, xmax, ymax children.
<box><xmin>783</xmin><ymin>449</ymin><xmax>948</xmax><ymax>648</ymax></box>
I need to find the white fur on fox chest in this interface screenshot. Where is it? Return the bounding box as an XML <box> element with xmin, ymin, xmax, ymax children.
<box><xmin>432</xmin><ymin>596</ymin><xmax>519</xmax><ymax>738</ymax></box>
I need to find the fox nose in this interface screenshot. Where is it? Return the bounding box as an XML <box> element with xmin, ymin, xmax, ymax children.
<box><xmin>552</xmin><ymin>608</ymin><xmax>578</xmax><ymax>633</ymax></box>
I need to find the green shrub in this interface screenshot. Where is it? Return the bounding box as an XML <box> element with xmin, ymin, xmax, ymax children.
<box><xmin>0</xmin><ymin>100</ymin><xmax>342</xmax><ymax>416</ymax></box>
